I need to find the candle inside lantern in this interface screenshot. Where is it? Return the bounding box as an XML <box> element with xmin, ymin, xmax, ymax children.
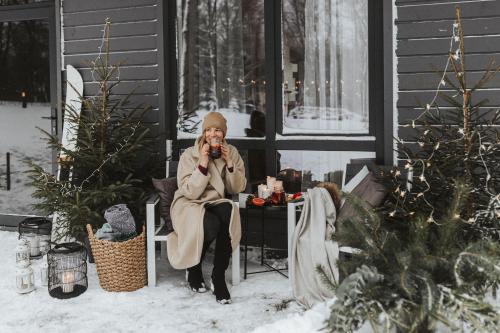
<box><xmin>24</xmin><ymin>234</ymin><xmax>40</xmax><ymax>257</ymax></box>
<box><xmin>61</xmin><ymin>271</ymin><xmax>75</xmax><ymax>293</ymax></box>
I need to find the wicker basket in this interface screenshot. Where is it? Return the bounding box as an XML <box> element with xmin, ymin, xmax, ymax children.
<box><xmin>86</xmin><ymin>224</ymin><xmax>146</xmax><ymax>292</ymax></box>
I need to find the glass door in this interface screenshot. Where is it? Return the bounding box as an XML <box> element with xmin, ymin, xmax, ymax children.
<box><xmin>0</xmin><ymin>2</ymin><xmax>57</xmax><ymax>229</ymax></box>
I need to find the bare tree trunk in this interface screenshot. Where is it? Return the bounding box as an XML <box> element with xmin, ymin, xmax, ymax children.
<box><xmin>178</xmin><ymin>0</ymin><xmax>191</xmax><ymax>117</ymax></box>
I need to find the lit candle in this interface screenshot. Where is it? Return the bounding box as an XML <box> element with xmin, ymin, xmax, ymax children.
<box><xmin>257</xmin><ymin>184</ymin><xmax>267</xmax><ymax>198</ymax></box>
<box><xmin>61</xmin><ymin>271</ymin><xmax>75</xmax><ymax>293</ymax></box>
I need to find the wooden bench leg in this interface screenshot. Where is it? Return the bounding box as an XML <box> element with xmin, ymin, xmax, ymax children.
<box><xmin>231</xmin><ymin>245</ymin><xmax>240</xmax><ymax>286</ymax></box>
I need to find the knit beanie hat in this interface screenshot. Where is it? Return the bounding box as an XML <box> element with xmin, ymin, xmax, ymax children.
<box><xmin>202</xmin><ymin>111</ymin><xmax>227</xmax><ymax>136</ymax></box>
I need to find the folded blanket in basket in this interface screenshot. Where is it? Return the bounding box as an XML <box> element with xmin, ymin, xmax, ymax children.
<box><xmin>95</xmin><ymin>223</ymin><xmax>136</xmax><ymax>242</ymax></box>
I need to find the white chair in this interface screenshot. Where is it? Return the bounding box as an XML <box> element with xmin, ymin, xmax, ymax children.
<box><xmin>146</xmin><ymin>193</ymin><xmax>240</xmax><ymax>287</ymax></box>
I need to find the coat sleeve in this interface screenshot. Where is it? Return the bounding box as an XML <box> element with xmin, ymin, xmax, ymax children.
<box><xmin>177</xmin><ymin>150</ymin><xmax>211</xmax><ymax>200</ymax></box>
<box><xmin>224</xmin><ymin>147</ymin><xmax>247</xmax><ymax>194</ymax></box>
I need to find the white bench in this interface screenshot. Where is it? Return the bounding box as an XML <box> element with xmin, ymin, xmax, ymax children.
<box><xmin>146</xmin><ymin>193</ymin><xmax>240</xmax><ymax>287</ymax></box>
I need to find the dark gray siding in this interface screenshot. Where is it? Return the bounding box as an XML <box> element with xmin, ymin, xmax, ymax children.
<box><xmin>395</xmin><ymin>0</ymin><xmax>500</xmax><ymax>144</ymax></box>
<box><xmin>62</xmin><ymin>0</ymin><xmax>161</xmax><ymax>125</ymax></box>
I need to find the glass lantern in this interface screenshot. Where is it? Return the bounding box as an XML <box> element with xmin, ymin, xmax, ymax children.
<box><xmin>18</xmin><ymin>217</ymin><xmax>52</xmax><ymax>259</ymax></box>
<box><xmin>15</xmin><ymin>238</ymin><xmax>30</xmax><ymax>267</ymax></box>
<box><xmin>16</xmin><ymin>265</ymin><xmax>35</xmax><ymax>294</ymax></box>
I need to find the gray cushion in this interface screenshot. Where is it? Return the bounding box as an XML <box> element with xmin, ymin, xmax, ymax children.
<box><xmin>338</xmin><ymin>171</ymin><xmax>386</xmax><ymax>224</ymax></box>
<box><xmin>152</xmin><ymin>177</ymin><xmax>178</xmax><ymax>235</ymax></box>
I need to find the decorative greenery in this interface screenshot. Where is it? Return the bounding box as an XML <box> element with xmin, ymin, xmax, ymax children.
<box><xmin>323</xmin><ymin>7</ymin><xmax>500</xmax><ymax>333</ymax></box>
<box><xmin>382</xmin><ymin>8</ymin><xmax>500</xmax><ymax>237</ymax></box>
<box><xmin>28</xmin><ymin>20</ymin><xmax>161</xmax><ymax>242</ymax></box>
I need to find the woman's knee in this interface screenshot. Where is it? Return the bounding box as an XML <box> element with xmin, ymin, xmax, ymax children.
<box><xmin>203</xmin><ymin>210</ymin><xmax>221</xmax><ymax>243</ymax></box>
<box><xmin>209</xmin><ymin>202</ymin><xmax>232</xmax><ymax>225</ymax></box>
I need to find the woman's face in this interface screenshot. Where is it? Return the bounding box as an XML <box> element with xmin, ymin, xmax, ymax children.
<box><xmin>204</xmin><ymin>127</ymin><xmax>224</xmax><ymax>143</ymax></box>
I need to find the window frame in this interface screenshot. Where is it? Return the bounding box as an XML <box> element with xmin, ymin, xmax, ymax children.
<box><xmin>161</xmin><ymin>0</ymin><xmax>392</xmax><ymax>176</ymax></box>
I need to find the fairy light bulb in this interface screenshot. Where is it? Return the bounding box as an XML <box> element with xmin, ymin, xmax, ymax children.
<box><xmin>389</xmin><ymin>211</ymin><xmax>396</xmax><ymax>217</ymax></box>
<box><xmin>419</xmin><ymin>175</ymin><xmax>426</xmax><ymax>182</ymax></box>
<box><xmin>400</xmin><ymin>191</ymin><xmax>406</xmax><ymax>197</ymax></box>
<box><xmin>427</xmin><ymin>215</ymin><xmax>435</xmax><ymax>223</ymax></box>
<box><xmin>395</xmin><ymin>170</ymin><xmax>401</xmax><ymax>177</ymax></box>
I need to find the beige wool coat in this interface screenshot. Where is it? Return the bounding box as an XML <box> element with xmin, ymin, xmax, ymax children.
<box><xmin>167</xmin><ymin>138</ymin><xmax>247</xmax><ymax>269</ymax></box>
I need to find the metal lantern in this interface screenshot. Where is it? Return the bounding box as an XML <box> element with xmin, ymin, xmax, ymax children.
<box><xmin>16</xmin><ymin>265</ymin><xmax>35</xmax><ymax>294</ymax></box>
<box><xmin>15</xmin><ymin>238</ymin><xmax>30</xmax><ymax>267</ymax></box>
<box><xmin>47</xmin><ymin>243</ymin><xmax>88</xmax><ymax>299</ymax></box>
<box><xmin>18</xmin><ymin>217</ymin><xmax>52</xmax><ymax>259</ymax></box>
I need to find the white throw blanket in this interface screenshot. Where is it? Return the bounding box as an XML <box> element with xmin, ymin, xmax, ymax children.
<box><xmin>290</xmin><ymin>187</ymin><xmax>339</xmax><ymax>308</ymax></box>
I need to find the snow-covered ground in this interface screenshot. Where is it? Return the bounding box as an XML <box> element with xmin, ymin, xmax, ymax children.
<box><xmin>0</xmin><ymin>102</ymin><xmax>52</xmax><ymax>215</ymax></box>
<box><xmin>0</xmin><ymin>230</ymin><xmax>320</xmax><ymax>333</ymax></box>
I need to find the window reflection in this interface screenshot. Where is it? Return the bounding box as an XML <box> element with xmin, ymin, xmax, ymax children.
<box><xmin>0</xmin><ymin>0</ymin><xmax>48</xmax><ymax>5</ymax></box>
<box><xmin>277</xmin><ymin>150</ymin><xmax>375</xmax><ymax>191</ymax></box>
<box><xmin>0</xmin><ymin>21</ymin><xmax>50</xmax><ymax>103</ymax></box>
<box><xmin>241</xmin><ymin>149</ymin><xmax>266</xmax><ymax>193</ymax></box>
<box><xmin>176</xmin><ymin>0</ymin><xmax>265</xmax><ymax>138</ymax></box>
<box><xmin>282</xmin><ymin>0</ymin><xmax>369</xmax><ymax>134</ymax></box>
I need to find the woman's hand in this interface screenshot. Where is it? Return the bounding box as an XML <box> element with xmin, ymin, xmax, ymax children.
<box><xmin>221</xmin><ymin>145</ymin><xmax>233</xmax><ymax>169</ymax></box>
<box><xmin>199</xmin><ymin>143</ymin><xmax>210</xmax><ymax>168</ymax></box>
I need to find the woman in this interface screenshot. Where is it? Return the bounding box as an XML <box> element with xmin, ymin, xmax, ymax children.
<box><xmin>168</xmin><ymin>111</ymin><xmax>247</xmax><ymax>304</ymax></box>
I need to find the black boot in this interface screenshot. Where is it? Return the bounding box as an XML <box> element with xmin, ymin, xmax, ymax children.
<box><xmin>186</xmin><ymin>242</ymin><xmax>210</xmax><ymax>293</ymax></box>
<box><xmin>186</xmin><ymin>264</ymin><xmax>206</xmax><ymax>293</ymax></box>
<box><xmin>211</xmin><ymin>230</ymin><xmax>232</xmax><ymax>304</ymax></box>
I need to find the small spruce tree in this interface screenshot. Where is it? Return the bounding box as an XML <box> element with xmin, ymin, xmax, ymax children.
<box><xmin>28</xmin><ymin>20</ymin><xmax>161</xmax><ymax>242</ymax></box>
<box><xmin>323</xmin><ymin>7</ymin><xmax>500</xmax><ymax>333</ymax></box>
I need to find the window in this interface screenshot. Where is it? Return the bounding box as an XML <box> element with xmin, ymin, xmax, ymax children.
<box><xmin>166</xmin><ymin>0</ymin><xmax>385</xmax><ymax>186</ymax></box>
<box><xmin>282</xmin><ymin>0</ymin><xmax>369</xmax><ymax>134</ymax></box>
<box><xmin>175</xmin><ymin>0</ymin><xmax>265</xmax><ymax>138</ymax></box>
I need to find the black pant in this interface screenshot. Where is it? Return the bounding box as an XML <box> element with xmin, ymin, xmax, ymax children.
<box><xmin>189</xmin><ymin>202</ymin><xmax>232</xmax><ymax>275</ymax></box>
